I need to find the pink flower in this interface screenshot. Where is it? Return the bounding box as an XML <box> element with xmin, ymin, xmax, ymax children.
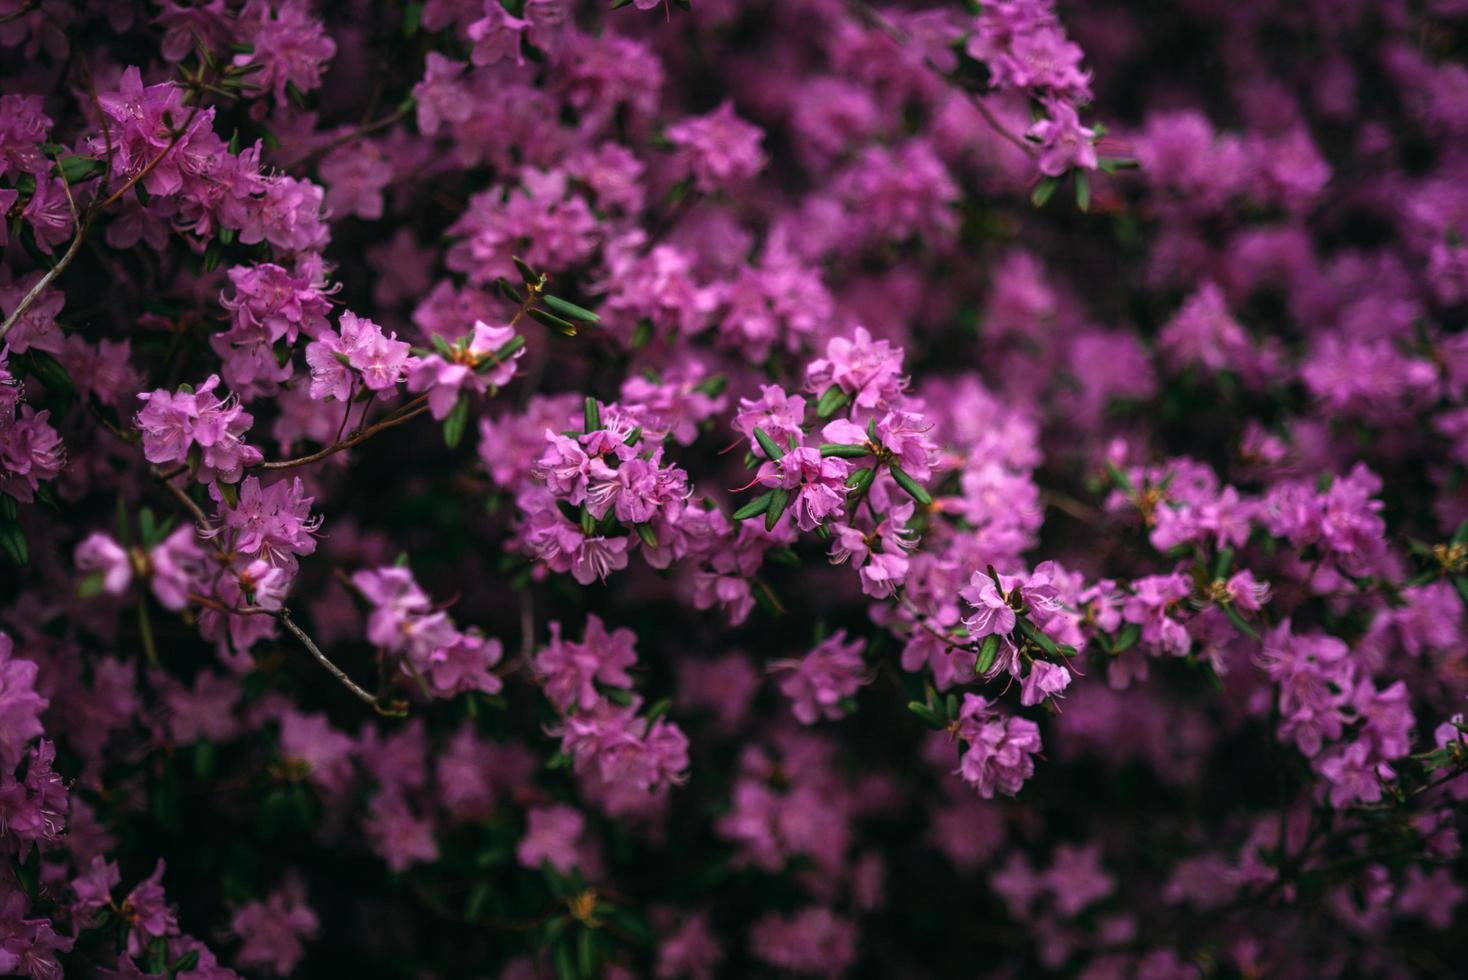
<box><xmin>772</xmin><ymin>630</ymin><xmax>868</xmax><ymax>725</ymax></box>
<box><xmin>408</xmin><ymin>320</ymin><xmax>523</xmax><ymax>419</ymax></box>
<box><xmin>666</xmin><ymin>101</ymin><xmax>766</xmax><ymax>192</ymax></box>
<box><xmin>517</xmin><ymin>804</ymin><xmax>584</xmax><ymax>874</ymax></box>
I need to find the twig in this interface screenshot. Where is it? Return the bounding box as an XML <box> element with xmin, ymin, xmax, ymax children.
<box><xmin>288</xmin><ymin>106</ymin><xmax>409</xmax><ymax>169</ymax></box>
<box><xmin>277</xmin><ymin>608</ymin><xmax>407</xmax><ymax>717</ymax></box>
<box><xmin>0</xmin><ymin>103</ymin><xmax>203</xmax><ymax>343</ymax></box>
<box><xmin>260</xmin><ymin>395</ymin><xmax>431</xmax><ymax>469</ymax></box>
<box><xmin>845</xmin><ymin>0</ymin><xmax>1036</xmax><ymax>158</ymax></box>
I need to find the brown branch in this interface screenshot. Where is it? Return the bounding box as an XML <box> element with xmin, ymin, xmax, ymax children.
<box><xmin>278</xmin><ymin>607</ymin><xmax>407</xmax><ymax>717</ymax></box>
<box><xmin>287</xmin><ymin>106</ymin><xmax>409</xmax><ymax>169</ymax></box>
<box><xmin>845</xmin><ymin>0</ymin><xmax>1036</xmax><ymax>159</ymax></box>
<box><xmin>259</xmin><ymin>395</ymin><xmax>431</xmax><ymax>470</ymax></box>
<box><xmin>0</xmin><ymin>103</ymin><xmax>203</xmax><ymax>343</ymax></box>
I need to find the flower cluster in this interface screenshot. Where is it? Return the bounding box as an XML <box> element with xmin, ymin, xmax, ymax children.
<box><xmin>0</xmin><ymin>0</ymin><xmax>1466</xmax><ymax>977</ymax></box>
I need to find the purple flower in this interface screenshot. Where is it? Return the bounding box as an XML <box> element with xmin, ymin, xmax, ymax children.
<box><xmin>517</xmin><ymin>804</ymin><xmax>584</xmax><ymax>874</ymax></box>
<box><xmin>959</xmin><ymin>572</ymin><xmax>1017</xmax><ymax>638</ymax></box>
<box><xmin>955</xmin><ymin>695</ymin><xmax>1043</xmax><ymax>798</ymax></box>
<box><xmin>666</xmin><ymin>101</ymin><xmax>766</xmax><ymax>192</ymax></box>
<box><xmin>136</xmin><ymin>375</ymin><xmax>264</xmax><ymax>484</ymax></box>
<box><xmin>772</xmin><ymin>630</ymin><xmax>869</xmax><ymax>725</ymax></box>
<box><xmin>230</xmin><ymin>877</ymin><xmax>318</xmax><ymax>976</ymax></box>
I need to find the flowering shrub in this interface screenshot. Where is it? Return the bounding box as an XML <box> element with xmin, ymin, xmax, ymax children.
<box><xmin>1</xmin><ymin>0</ymin><xmax>1467</xmax><ymax>976</ymax></box>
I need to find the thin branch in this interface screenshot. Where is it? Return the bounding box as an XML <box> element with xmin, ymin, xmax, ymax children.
<box><xmin>278</xmin><ymin>607</ymin><xmax>407</xmax><ymax>717</ymax></box>
<box><xmin>259</xmin><ymin>395</ymin><xmax>431</xmax><ymax>469</ymax></box>
<box><xmin>845</xmin><ymin>0</ymin><xmax>1036</xmax><ymax>159</ymax></box>
<box><xmin>0</xmin><ymin>103</ymin><xmax>203</xmax><ymax>343</ymax></box>
<box><xmin>287</xmin><ymin>106</ymin><xmax>409</xmax><ymax>169</ymax></box>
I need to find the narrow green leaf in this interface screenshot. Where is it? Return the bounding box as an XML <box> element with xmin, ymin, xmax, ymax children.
<box><xmin>732</xmin><ymin>491</ymin><xmax>773</xmax><ymax>521</ymax></box>
<box><xmin>1031</xmin><ymin>176</ymin><xmax>1061</xmax><ymax>207</ymax></box>
<box><xmin>494</xmin><ymin>277</ymin><xmax>525</xmax><ymax>305</ymax></box>
<box><xmin>764</xmin><ymin>488</ymin><xmax>790</xmax><ymax>531</ymax></box>
<box><xmin>1109</xmin><ymin>624</ymin><xmax>1145</xmax><ymax>654</ymax></box>
<box><xmin>543</xmin><ymin>295</ymin><xmax>601</xmax><ymax>323</ymax></box>
<box><xmin>907</xmin><ymin>701</ymin><xmax>945</xmax><ymax>730</ymax></box>
<box><xmin>975</xmin><ymin>633</ymin><xmax>1001</xmax><ymax>675</ymax></box>
<box><xmin>888</xmin><ymin>464</ymin><xmax>932</xmax><ymax>506</ymax></box>
<box><xmin>1016</xmin><ymin>617</ymin><xmax>1058</xmax><ymax>655</ymax></box>
<box><xmin>1222</xmin><ymin>603</ymin><xmax>1260</xmax><ymax>640</ymax></box>
<box><xmin>55</xmin><ymin>155</ymin><xmax>105</xmax><ymax>183</ymax></box>
<box><xmin>636</xmin><ymin>523</ymin><xmax>658</xmax><ymax>548</ymax></box>
<box><xmin>816</xmin><ymin>385</ymin><xmax>850</xmax><ymax>418</ymax></box>
<box><xmin>1</xmin><ymin>522</ymin><xmax>29</xmax><ymax>566</ymax></box>
<box><xmin>513</xmin><ymin>256</ymin><xmax>539</xmax><ymax>286</ymax></box>
<box><xmin>1074</xmin><ymin>170</ymin><xmax>1091</xmax><ymax>212</ymax></box>
<box><xmin>1105</xmin><ymin>461</ymin><xmax>1135</xmax><ymax>493</ymax></box>
<box><xmin>583</xmin><ymin>397</ymin><xmax>601</xmax><ymax>433</ymax></box>
<box><xmin>443</xmin><ymin>394</ymin><xmax>470</xmax><ymax>448</ymax></box>
<box><xmin>752</xmin><ymin>426</ymin><xmax>784</xmax><ymax>461</ymax></box>
<box><xmin>528</xmin><ymin>308</ymin><xmax>578</xmax><ymax>336</ymax></box>
<box><xmin>402</xmin><ymin>1</ymin><xmax>423</xmax><ymax>36</ymax></box>
<box><xmin>820</xmin><ymin>443</ymin><xmax>870</xmax><ymax>459</ymax></box>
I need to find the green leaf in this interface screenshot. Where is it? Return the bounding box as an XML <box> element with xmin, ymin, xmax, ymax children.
<box><xmin>583</xmin><ymin>397</ymin><xmax>601</xmax><ymax>433</ymax></box>
<box><xmin>1454</xmin><ymin>520</ymin><xmax>1468</xmax><ymax>547</ymax></box>
<box><xmin>528</xmin><ymin>308</ymin><xmax>579</xmax><ymax>336</ymax></box>
<box><xmin>24</xmin><ymin>349</ymin><xmax>75</xmax><ymax>398</ymax></box>
<box><xmin>443</xmin><ymin>394</ymin><xmax>470</xmax><ymax>449</ymax></box>
<box><xmin>216</xmin><ymin>480</ymin><xmax>240</xmax><ymax>507</ymax></box>
<box><xmin>820</xmin><ymin>443</ymin><xmax>870</xmax><ymax>458</ymax></box>
<box><xmin>513</xmin><ymin>256</ymin><xmax>540</xmax><ymax>286</ymax></box>
<box><xmin>1105</xmin><ymin>461</ymin><xmax>1135</xmax><ymax>493</ymax></box>
<box><xmin>732</xmin><ymin>491</ymin><xmax>773</xmax><ymax>521</ymax></box>
<box><xmin>1</xmin><ymin>523</ymin><xmax>28</xmax><ymax>565</ymax></box>
<box><xmin>816</xmin><ymin>385</ymin><xmax>850</xmax><ymax>418</ymax></box>
<box><xmin>623</xmin><ymin>426</ymin><xmax>643</xmax><ymax>447</ymax></box>
<box><xmin>1031</xmin><ymin>176</ymin><xmax>1061</xmax><ymax>208</ymax></box>
<box><xmin>631</xmin><ymin>319</ymin><xmax>654</xmax><ymax>349</ymax></box>
<box><xmin>1213</xmin><ymin>547</ymin><xmax>1234</xmax><ymax>580</ymax></box>
<box><xmin>975</xmin><ymin>633</ymin><xmax>1001</xmax><ymax>675</ymax></box>
<box><xmin>845</xmin><ymin>467</ymin><xmax>875</xmax><ymax>492</ymax></box>
<box><xmin>767</xmin><ymin>546</ymin><xmax>800</xmax><ymax>567</ymax></box>
<box><xmin>577</xmin><ymin>927</ymin><xmax>596</xmax><ymax>978</ymax></box>
<box><xmin>77</xmin><ymin>570</ymin><xmax>108</xmax><ymax>598</ymax></box>
<box><xmin>0</xmin><ymin>494</ymin><xmax>14</xmax><ymax>521</ymax></box>
<box><xmin>752</xmin><ymin>426</ymin><xmax>784</xmax><ymax>461</ymax></box>
<box><xmin>481</xmin><ymin>334</ymin><xmax>526</xmax><ymax>370</ymax></box>
<box><xmin>906</xmin><ymin>701</ymin><xmax>945</xmax><ymax>730</ymax></box>
<box><xmin>764</xmin><ymin>488</ymin><xmax>790</xmax><ymax>531</ymax></box>
<box><xmin>494</xmin><ymin>277</ymin><xmax>525</xmax><ymax>305</ymax></box>
<box><xmin>1016</xmin><ymin>617</ymin><xmax>1058</xmax><ymax>655</ymax></box>
<box><xmin>1222</xmin><ymin>603</ymin><xmax>1260</xmax><ymax>640</ymax></box>
<box><xmin>402</xmin><ymin>1</ymin><xmax>423</xmax><ymax>36</ymax></box>
<box><xmin>1074</xmin><ymin>170</ymin><xmax>1090</xmax><ymax>212</ymax></box>
<box><xmin>1452</xmin><ymin>576</ymin><xmax>1468</xmax><ymax>611</ymax></box>
<box><xmin>888</xmin><ymin>464</ymin><xmax>932</xmax><ymax>506</ymax></box>
<box><xmin>543</xmin><ymin>295</ymin><xmax>601</xmax><ymax>323</ymax></box>
<box><xmin>431</xmin><ymin>333</ymin><xmax>456</xmax><ymax>358</ymax></box>
<box><xmin>1110</xmin><ymin>623</ymin><xmax>1140</xmax><ymax>654</ymax></box>
<box><xmin>55</xmin><ymin>155</ymin><xmax>105</xmax><ymax>183</ymax></box>
<box><xmin>635</xmin><ymin>523</ymin><xmax>658</xmax><ymax>548</ymax></box>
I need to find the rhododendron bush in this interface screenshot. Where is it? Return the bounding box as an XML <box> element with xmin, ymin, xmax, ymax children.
<box><xmin>3</xmin><ymin>0</ymin><xmax>1468</xmax><ymax>975</ymax></box>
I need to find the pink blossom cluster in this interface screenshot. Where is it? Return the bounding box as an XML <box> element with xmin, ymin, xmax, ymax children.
<box><xmin>0</xmin><ymin>0</ymin><xmax>1465</xmax><ymax>977</ymax></box>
